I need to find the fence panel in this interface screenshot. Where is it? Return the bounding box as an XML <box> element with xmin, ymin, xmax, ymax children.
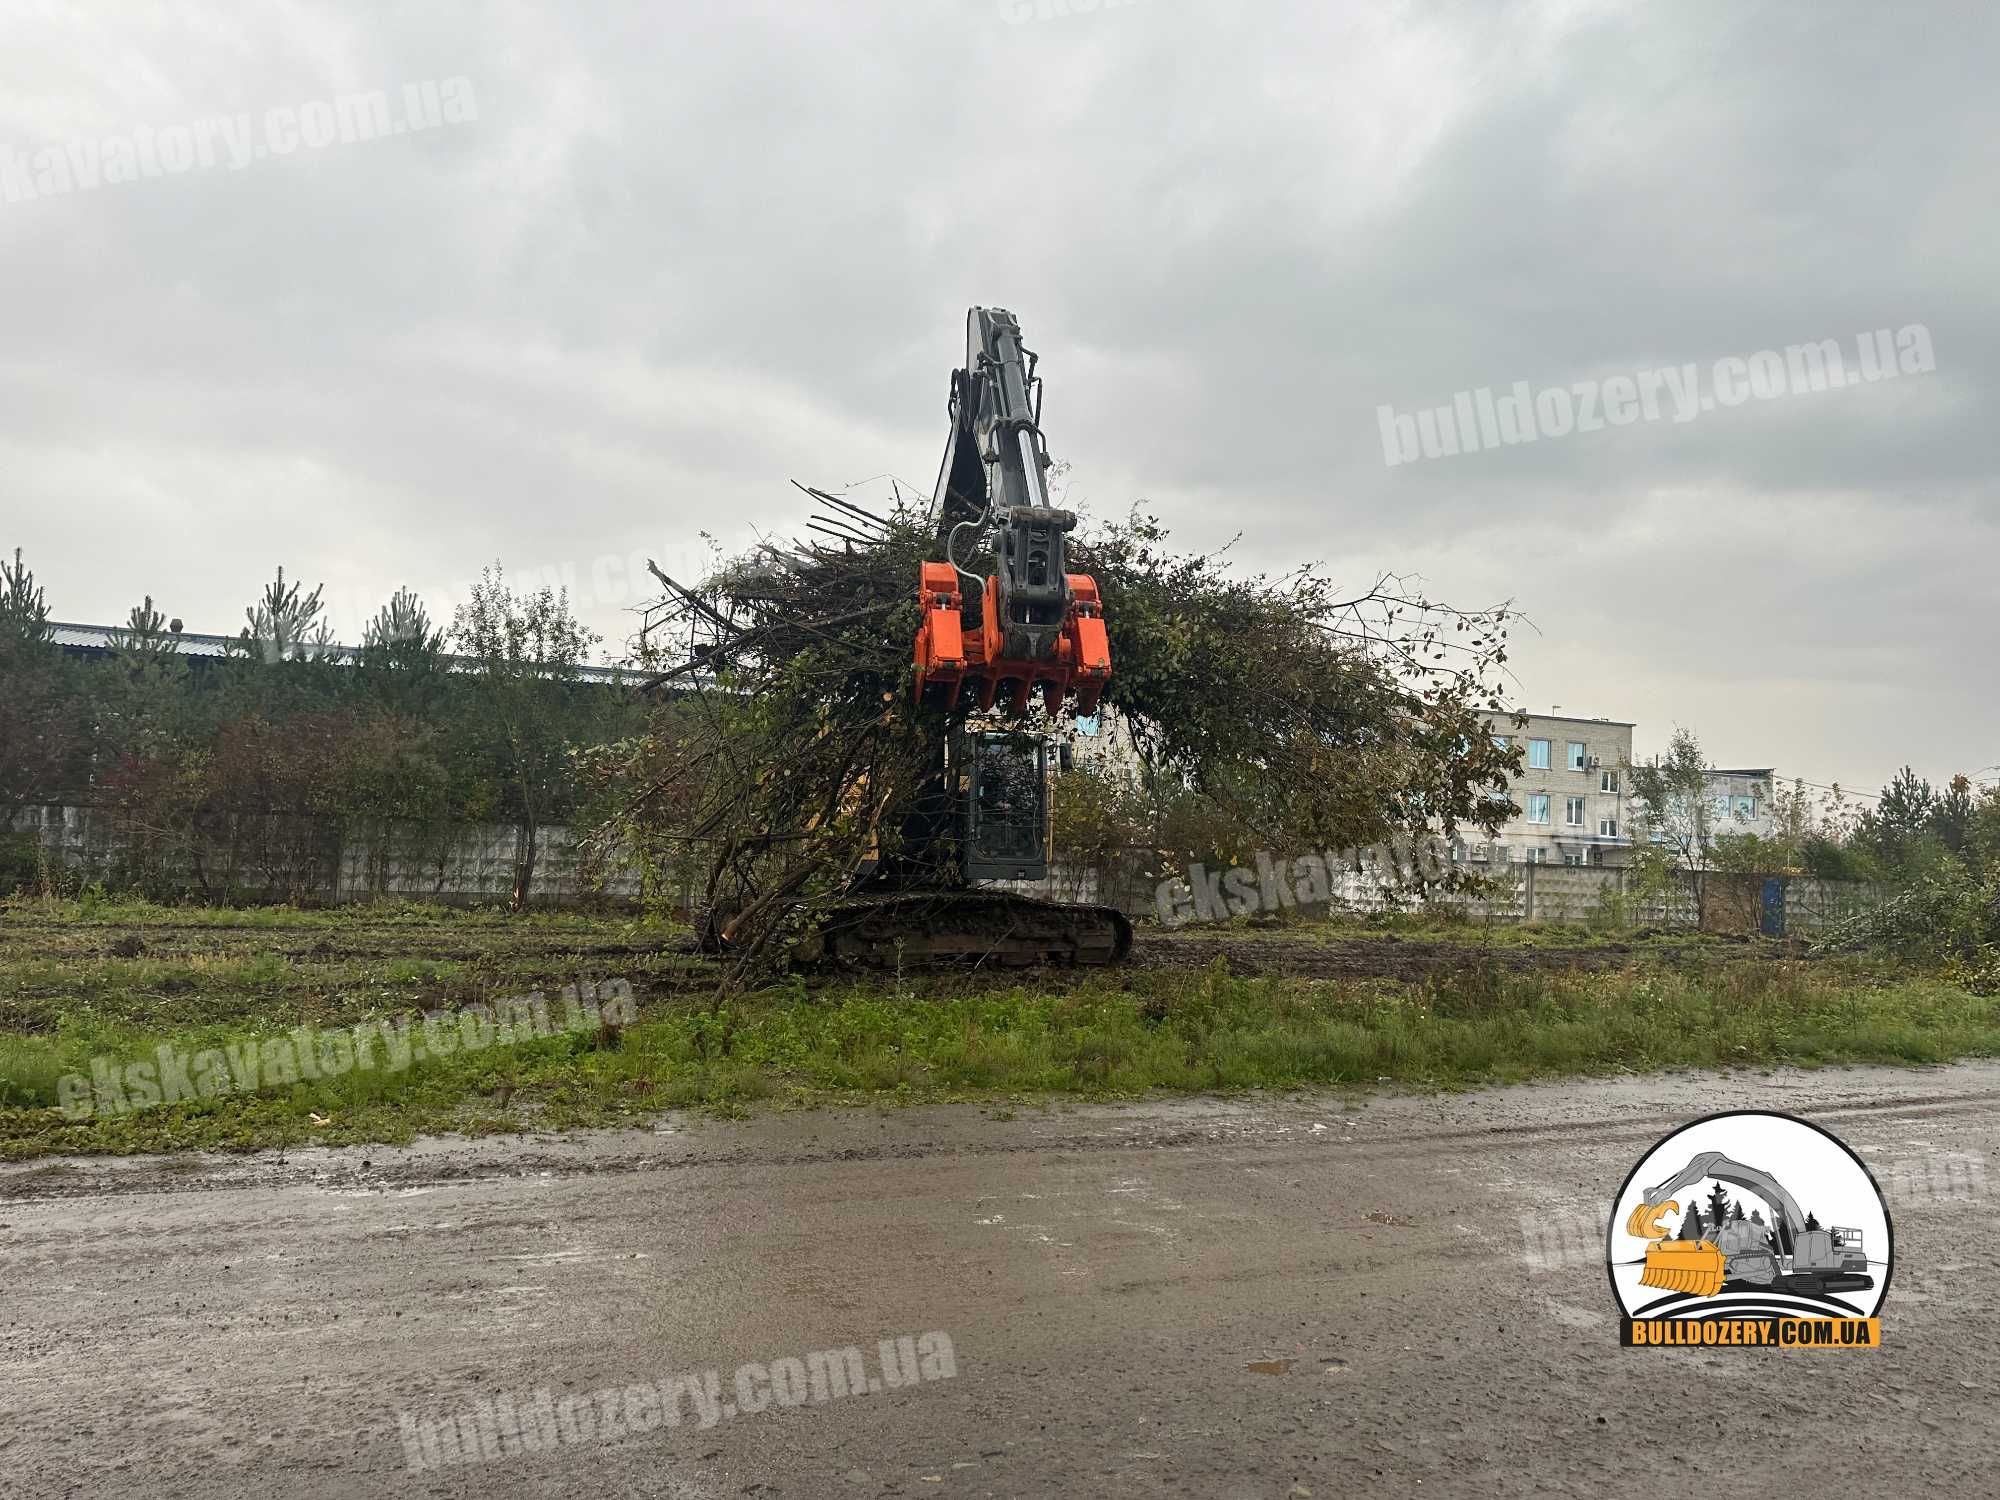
<box><xmin>7</xmin><ymin>804</ymin><xmax>642</xmax><ymax>908</ymax></box>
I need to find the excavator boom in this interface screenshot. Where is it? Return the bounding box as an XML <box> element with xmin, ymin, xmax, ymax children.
<box><xmin>1628</xmin><ymin>1151</ymin><xmax>1817</xmax><ymax>1298</ymax></box>
<box><xmin>914</xmin><ymin>307</ymin><xmax>1111</xmax><ymax>717</ymax></box>
<box><xmin>1641</xmin><ymin>1151</ymin><xmax>1810</xmax><ymax>1237</ymax></box>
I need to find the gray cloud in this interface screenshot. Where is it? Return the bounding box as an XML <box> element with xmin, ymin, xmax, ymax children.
<box><xmin>2</xmin><ymin>0</ymin><xmax>1993</xmax><ymax>794</ymax></box>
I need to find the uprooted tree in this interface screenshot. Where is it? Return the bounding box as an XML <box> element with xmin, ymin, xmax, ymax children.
<box><xmin>595</xmin><ymin>485</ymin><xmax>1524</xmax><ymax>977</ymax></box>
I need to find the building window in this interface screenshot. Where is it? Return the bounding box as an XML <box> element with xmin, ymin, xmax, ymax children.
<box><xmin>1528</xmin><ymin>739</ymin><xmax>1551</xmax><ymax>769</ymax></box>
<box><xmin>1734</xmin><ymin>796</ymin><xmax>1754</xmax><ymax>819</ymax></box>
<box><xmin>1600</xmin><ymin>769</ymin><xmax>1620</xmax><ymax>794</ymax></box>
<box><xmin>1527</xmin><ymin>793</ymin><xmax>1551</xmax><ymax>824</ymax></box>
<box><xmin>1494</xmin><ymin>844</ymin><xmax>1511</xmax><ymax>863</ymax></box>
<box><xmin>1564</xmin><ymin>796</ymin><xmax>1586</xmax><ymax>826</ymax></box>
<box><xmin>1526</xmin><ymin>846</ymin><xmax>1547</xmax><ymax>864</ymax></box>
<box><xmin>1567</xmin><ymin>741</ymin><xmax>1586</xmax><ymax>771</ymax></box>
<box><xmin>1492</xmin><ymin>734</ymin><xmax>1511</xmax><ymax>751</ymax></box>
<box><xmin>1599</xmin><ymin>817</ymin><xmax>1619</xmax><ymax>838</ymax></box>
<box><xmin>1712</xmin><ymin>795</ymin><xmax>1731</xmax><ymax>820</ymax></box>
<box><xmin>1562</xmin><ymin>852</ymin><xmax>1584</xmax><ymax>867</ymax></box>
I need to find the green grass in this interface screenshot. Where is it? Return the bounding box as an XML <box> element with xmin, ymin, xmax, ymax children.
<box><xmin>2</xmin><ymin>906</ymin><xmax>1994</xmax><ymax>1159</ymax></box>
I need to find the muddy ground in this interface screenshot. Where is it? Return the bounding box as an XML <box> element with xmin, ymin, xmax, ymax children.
<box><xmin>1130</xmin><ymin>927</ymin><xmax>1775</xmax><ymax>981</ymax></box>
<box><xmin>0</xmin><ymin>906</ymin><xmax>1761</xmax><ymax>976</ymax></box>
<box><xmin>0</xmin><ymin>906</ymin><xmax>1783</xmax><ymax>1032</ymax></box>
<box><xmin>3</xmin><ymin>1062</ymin><xmax>1992</xmax><ymax>1498</ymax></box>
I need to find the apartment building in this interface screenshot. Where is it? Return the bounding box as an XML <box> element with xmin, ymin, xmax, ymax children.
<box><xmin>1704</xmin><ymin>767</ymin><xmax>1778</xmax><ymax>841</ymax></box>
<box><xmin>1473</xmin><ymin>711</ymin><xmax>1637</xmax><ymax>868</ymax></box>
<box><xmin>1067</xmin><ymin>704</ymin><xmax>1145</xmax><ymax>777</ymax></box>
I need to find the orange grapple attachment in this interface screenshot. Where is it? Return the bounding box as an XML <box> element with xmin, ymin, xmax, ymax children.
<box><xmin>913</xmin><ymin>561</ymin><xmax>967</xmax><ymax>706</ymax></box>
<box><xmin>912</xmin><ymin>563</ymin><xmax>1112</xmax><ymax>716</ymax></box>
<box><xmin>1065</xmin><ymin>575</ymin><xmax>1111</xmax><ymax>717</ymax></box>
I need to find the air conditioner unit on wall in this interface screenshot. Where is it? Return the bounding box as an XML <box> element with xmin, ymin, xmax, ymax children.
<box><xmin>1587</xmin><ymin>756</ymin><xmax>1601</xmax><ymax>768</ymax></box>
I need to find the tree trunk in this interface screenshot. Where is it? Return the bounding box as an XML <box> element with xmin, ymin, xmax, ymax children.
<box><xmin>512</xmin><ymin>812</ymin><xmax>538</xmax><ymax>912</ymax></box>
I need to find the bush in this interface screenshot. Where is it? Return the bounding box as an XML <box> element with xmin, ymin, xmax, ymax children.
<box><xmin>1820</xmin><ymin>860</ymin><xmax>2000</xmax><ymax>971</ymax></box>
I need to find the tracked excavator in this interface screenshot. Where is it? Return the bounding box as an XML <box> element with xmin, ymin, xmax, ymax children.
<box><xmin>1624</xmin><ymin>1150</ymin><xmax>1874</xmax><ymax>1299</ymax></box>
<box><xmin>788</xmin><ymin>308</ymin><xmax>1133</xmax><ymax>967</ymax></box>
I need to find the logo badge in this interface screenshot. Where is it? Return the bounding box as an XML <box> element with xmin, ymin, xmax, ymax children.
<box><xmin>1608</xmin><ymin>1110</ymin><xmax>1891</xmax><ymax>1349</ymax></box>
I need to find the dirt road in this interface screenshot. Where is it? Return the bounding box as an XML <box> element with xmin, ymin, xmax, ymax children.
<box><xmin>4</xmin><ymin>1064</ymin><xmax>1996</xmax><ymax>1498</ymax></box>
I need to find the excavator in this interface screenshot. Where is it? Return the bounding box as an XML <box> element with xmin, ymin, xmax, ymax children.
<box><xmin>1624</xmin><ymin>1150</ymin><xmax>1874</xmax><ymax>1299</ymax></box>
<box><xmin>788</xmin><ymin>308</ymin><xmax>1133</xmax><ymax>967</ymax></box>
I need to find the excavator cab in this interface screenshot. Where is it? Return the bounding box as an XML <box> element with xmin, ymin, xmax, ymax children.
<box><xmin>958</xmin><ymin>729</ymin><xmax>1051</xmax><ymax>882</ymax></box>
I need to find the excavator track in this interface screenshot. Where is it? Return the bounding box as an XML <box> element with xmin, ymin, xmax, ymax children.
<box><xmin>797</xmin><ymin>890</ymin><xmax>1133</xmax><ymax>968</ymax></box>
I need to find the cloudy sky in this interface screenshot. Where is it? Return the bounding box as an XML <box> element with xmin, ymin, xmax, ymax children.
<box><xmin>3</xmin><ymin>0</ymin><xmax>1992</xmax><ymax>797</ymax></box>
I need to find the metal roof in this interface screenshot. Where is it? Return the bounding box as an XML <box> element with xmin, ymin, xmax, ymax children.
<box><xmin>48</xmin><ymin>621</ymin><xmax>636</xmax><ymax>685</ymax></box>
<box><xmin>1484</xmin><ymin>710</ymin><xmax>1637</xmax><ymax>729</ymax></box>
<box><xmin>51</xmin><ymin>620</ymin><xmax>244</xmax><ymax>659</ymax></box>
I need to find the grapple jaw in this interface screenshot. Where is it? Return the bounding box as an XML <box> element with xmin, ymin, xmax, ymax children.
<box><xmin>913</xmin><ymin>561</ymin><xmax>1110</xmax><ymax>716</ymax></box>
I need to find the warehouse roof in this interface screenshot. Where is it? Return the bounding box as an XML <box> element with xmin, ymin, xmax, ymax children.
<box><xmin>47</xmin><ymin>621</ymin><xmax>638</xmax><ymax>685</ymax></box>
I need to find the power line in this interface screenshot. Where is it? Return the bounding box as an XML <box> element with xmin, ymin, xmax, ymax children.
<box><xmin>1781</xmin><ymin>776</ymin><xmax>1886</xmax><ymax>803</ymax></box>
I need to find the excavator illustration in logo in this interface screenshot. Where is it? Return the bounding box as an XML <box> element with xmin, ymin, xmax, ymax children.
<box><xmin>1608</xmin><ymin>1111</ymin><xmax>1892</xmax><ymax>1348</ymax></box>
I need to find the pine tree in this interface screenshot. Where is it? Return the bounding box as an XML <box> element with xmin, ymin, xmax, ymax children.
<box><xmin>1677</xmin><ymin>1204</ymin><xmax>1705</xmax><ymax>1242</ymax></box>
<box><xmin>100</xmin><ymin>594</ymin><xmax>193</xmax><ymax>758</ymax></box>
<box><xmin>0</xmin><ymin>547</ymin><xmax>54</xmax><ymax>654</ymax></box>
<box><xmin>108</xmin><ymin>595</ymin><xmax>176</xmax><ymax>659</ymax></box>
<box><xmin>1705</xmin><ymin>1181</ymin><xmax>1732</xmax><ymax>1230</ymax></box>
<box><xmin>0</xmin><ymin>548</ymin><xmax>84</xmax><ymax>814</ymax></box>
<box><xmin>233</xmin><ymin>566</ymin><xmax>337</xmax><ymax>664</ymax></box>
<box><xmin>362</xmin><ymin>587</ymin><xmax>444</xmax><ymax>657</ymax></box>
<box><xmin>356</xmin><ymin>587</ymin><xmax>450</xmax><ymax>730</ymax></box>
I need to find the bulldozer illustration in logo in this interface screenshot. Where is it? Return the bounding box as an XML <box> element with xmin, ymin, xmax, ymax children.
<box><xmin>1607</xmin><ymin>1111</ymin><xmax>1892</xmax><ymax>1348</ymax></box>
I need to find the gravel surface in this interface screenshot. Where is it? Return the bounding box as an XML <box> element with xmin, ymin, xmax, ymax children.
<box><xmin>3</xmin><ymin>1063</ymin><xmax>1994</xmax><ymax>1497</ymax></box>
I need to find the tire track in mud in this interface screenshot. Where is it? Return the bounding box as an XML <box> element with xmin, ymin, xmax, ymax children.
<box><xmin>8</xmin><ymin>1068</ymin><xmax>1995</xmax><ymax>1204</ymax></box>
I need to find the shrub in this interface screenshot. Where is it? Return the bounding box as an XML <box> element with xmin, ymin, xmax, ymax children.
<box><xmin>1819</xmin><ymin>860</ymin><xmax>2000</xmax><ymax>970</ymax></box>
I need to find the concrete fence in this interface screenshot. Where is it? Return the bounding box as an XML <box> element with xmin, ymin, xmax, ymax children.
<box><xmin>1446</xmin><ymin>865</ymin><xmax>1879</xmax><ymax>935</ymax></box>
<box><xmin>6</xmin><ymin>805</ymin><xmax>1880</xmax><ymax>934</ymax></box>
<box><xmin>4</xmin><ymin>803</ymin><xmax>645</xmax><ymax>908</ymax></box>
<box><xmin>1010</xmin><ymin>848</ymin><xmax>1878</xmax><ymax>936</ymax></box>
